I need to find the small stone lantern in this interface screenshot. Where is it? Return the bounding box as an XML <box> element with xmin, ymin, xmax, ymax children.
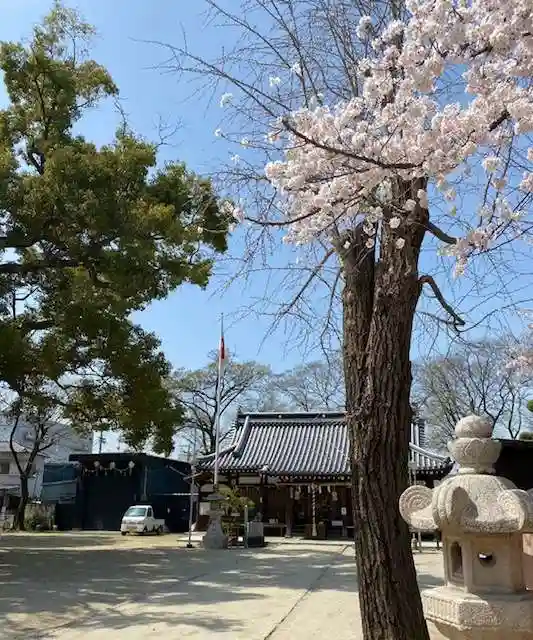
<box><xmin>399</xmin><ymin>415</ymin><xmax>533</xmax><ymax>639</ymax></box>
<box><xmin>202</xmin><ymin>491</ymin><xmax>228</xmax><ymax>550</ymax></box>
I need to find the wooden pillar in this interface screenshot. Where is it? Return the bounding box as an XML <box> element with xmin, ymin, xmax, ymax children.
<box><xmin>260</xmin><ymin>477</ymin><xmax>268</xmax><ymax>522</ymax></box>
<box><xmin>285</xmin><ymin>487</ymin><xmax>293</xmax><ymax>537</ymax></box>
<box><xmin>311</xmin><ymin>483</ymin><xmax>317</xmax><ymax>537</ymax></box>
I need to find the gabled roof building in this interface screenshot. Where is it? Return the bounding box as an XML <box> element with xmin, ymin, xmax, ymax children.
<box><xmin>198</xmin><ymin>411</ymin><xmax>452</xmax><ymax>482</ymax></box>
<box><xmin>196</xmin><ymin>411</ymin><xmax>452</xmax><ymax>539</ymax></box>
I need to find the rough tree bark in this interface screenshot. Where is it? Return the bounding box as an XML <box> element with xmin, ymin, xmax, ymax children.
<box><xmin>342</xmin><ymin>179</ymin><xmax>430</xmax><ymax>640</ymax></box>
<box><xmin>9</xmin><ymin>413</ymin><xmax>38</xmax><ymax>532</ymax></box>
<box><xmin>14</xmin><ymin>475</ymin><xmax>29</xmax><ymax>531</ymax></box>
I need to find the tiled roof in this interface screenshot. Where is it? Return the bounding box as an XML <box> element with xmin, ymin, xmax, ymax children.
<box><xmin>197</xmin><ymin>412</ymin><xmax>452</xmax><ymax>478</ymax></box>
<box><xmin>408</xmin><ymin>443</ymin><xmax>450</xmax><ymax>473</ymax></box>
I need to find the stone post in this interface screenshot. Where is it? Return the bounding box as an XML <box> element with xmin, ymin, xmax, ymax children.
<box><xmin>525</xmin><ymin>534</ymin><xmax>533</xmax><ymax>590</ymax></box>
<box><xmin>399</xmin><ymin>414</ymin><xmax>533</xmax><ymax>639</ymax></box>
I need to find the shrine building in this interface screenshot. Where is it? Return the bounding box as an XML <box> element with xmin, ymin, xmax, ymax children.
<box><xmin>195</xmin><ymin>410</ymin><xmax>453</xmax><ymax>538</ymax></box>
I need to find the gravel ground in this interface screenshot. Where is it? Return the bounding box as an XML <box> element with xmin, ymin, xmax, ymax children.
<box><xmin>0</xmin><ymin>532</ymin><xmax>445</xmax><ymax>639</ymax></box>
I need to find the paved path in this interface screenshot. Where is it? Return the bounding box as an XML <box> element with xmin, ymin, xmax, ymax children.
<box><xmin>0</xmin><ymin>533</ymin><xmax>445</xmax><ymax>639</ymax></box>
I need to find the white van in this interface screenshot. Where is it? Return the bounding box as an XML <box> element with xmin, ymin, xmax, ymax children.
<box><xmin>120</xmin><ymin>505</ymin><xmax>165</xmax><ymax>535</ymax></box>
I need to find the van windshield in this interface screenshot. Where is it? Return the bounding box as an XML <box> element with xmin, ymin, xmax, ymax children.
<box><xmin>125</xmin><ymin>507</ymin><xmax>147</xmax><ymax>517</ymax></box>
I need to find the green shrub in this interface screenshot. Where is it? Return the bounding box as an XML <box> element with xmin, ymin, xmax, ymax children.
<box><xmin>219</xmin><ymin>486</ymin><xmax>255</xmax><ymax>514</ymax></box>
<box><xmin>25</xmin><ymin>512</ymin><xmax>51</xmax><ymax>531</ymax></box>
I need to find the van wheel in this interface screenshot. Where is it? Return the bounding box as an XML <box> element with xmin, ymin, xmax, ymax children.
<box><xmin>142</xmin><ymin>527</ymin><xmax>148</xmax><ymax>535</ymax></box>
<box><xmin>121</xmin><ymin>532</ymin><xmax>127</xmax><ymax>536</ymax></box>
<box><xmin>156</xmin><ymin>526</ymin><xmax>161</xmax><ymax>535</ymax></box>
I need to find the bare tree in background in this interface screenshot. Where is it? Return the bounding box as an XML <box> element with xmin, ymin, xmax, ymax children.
<box><xmin>153</xmin><ymin>2</ymin><xmax>533</xmax><ymax>638</ymax></box>
<box><xmin>170</xmin><ymin>352</ymin><xmax>271</xmax><ymax>455</ymax></box>
<box><xmin>172</xmin><ymin>351</ymin><xmax>343</xmax><ymax>457</ymax></box>
<box><xmin>267</xmin><ymin>352</ymin><xmax>344</xmax><ymax>411</ymax></box>
<box><xmin>6</xmin><ymin>395</ymin><xmax>76</xmax><ymax>530</ymax></box>
<box><xmin>413</xmin><ymin>340</ymin><xmax>532</xmax><ymax>450</ymax></box>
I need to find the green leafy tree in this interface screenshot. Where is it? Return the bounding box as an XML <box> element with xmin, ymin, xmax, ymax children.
<box><xmin>219</xmin><ymin>485</ymin><xmax>255</xmax><ymax>539</ymax></box>
<box><xmin>219</xmin><ymin>485</ymin><xmax>255</xmax><ymax>513</ymax></box>
<box><xmin>0</xmin><ymin>3</ymin><xmax>231</xmax><ymax>527</ymax></box>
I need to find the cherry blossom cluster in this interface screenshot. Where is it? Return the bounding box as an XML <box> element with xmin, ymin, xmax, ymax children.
<box><xmin>505</xmin><ymin>309</ymin><xmax>533</xmax><ymax>372</ymax></box>
<box><xmin>263</xmin><ymin>0</ymin><xmax>533</xmax><ymax>259</ymax></box>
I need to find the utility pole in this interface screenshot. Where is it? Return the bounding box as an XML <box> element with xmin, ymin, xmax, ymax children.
<box><xmin>98</xmin><ymin>431</ymin><xmax>105</xmax><ymax>454</ymax></box>
<box><xmin>186</xmin><ymin>432</ymin><xmax>197</xmax><ymax>549</ymax></box>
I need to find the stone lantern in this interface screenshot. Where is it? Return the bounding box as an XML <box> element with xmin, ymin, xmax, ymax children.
<box><xmin>202</xmin><ymin>491</ymin><xmax>228</xmax><ymax>550</ymax></box>
<box><xmin>399</xmin><ymin>415</ymin><xmax>533</xmax><ymax>640</ymax></box>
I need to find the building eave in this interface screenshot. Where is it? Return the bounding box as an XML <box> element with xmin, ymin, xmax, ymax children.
<box><xmin>196</xmin><ymin>411</ymin><xmax>451</xmax><ymax>478</ymax></box>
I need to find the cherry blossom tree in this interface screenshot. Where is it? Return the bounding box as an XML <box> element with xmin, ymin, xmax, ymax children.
<box><xmin>159</xmin><ymin>1</ymin><xmax>533</xmax><ymax>638</ymax></box>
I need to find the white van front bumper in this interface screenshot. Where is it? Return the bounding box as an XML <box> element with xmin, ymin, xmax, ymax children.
<box><xmin>120</xmin><ymin>520</ymin><xmax>145</xmax><ymax>533</ymax></box>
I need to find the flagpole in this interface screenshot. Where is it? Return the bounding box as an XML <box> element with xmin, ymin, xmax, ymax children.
<box><xmin>213</xmin><ymin>313</ymin><xmax>224</xmax><ymax>490</ymax></box>
<box><xmin>202</xmin><ymin>313</ymin><xmax>229</xmax><ymax>549</ymax></box>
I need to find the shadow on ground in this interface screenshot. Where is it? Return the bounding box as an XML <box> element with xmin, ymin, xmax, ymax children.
<box><xmin>0</xmin><ymin>532</ymin><xmax>121</xmax><ymax>549</ymax></box>
<box><xmin>0</xmin><ymin>535</ymin><xmax>357</xmax><ymax>638</ymax></box>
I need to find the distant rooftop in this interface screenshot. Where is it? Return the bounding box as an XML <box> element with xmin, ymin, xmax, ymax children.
<box><xmin>0</xmin><ymin>441</ymin><xmax>45</xmax><ymax>456</ymax></box>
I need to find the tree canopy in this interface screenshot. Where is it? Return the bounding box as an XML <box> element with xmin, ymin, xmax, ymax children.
<box><xmin>0</xmin><ymin>4</ymin><xmax>231</xmax><ymax>454</ymax></box>
<box><xmin>170</xmin><ymin>352</ymin><xmax>271</xmax><ymax>454</ymax></box>
<box><xmin>264</xmin><ymin>354</ymin><xmax>344</xmax><ymax>412</ymax></box>
<box><xmin>413</xmin><ymin>340</ymin><xmax>532</xmax><ymax>448</ymax></box>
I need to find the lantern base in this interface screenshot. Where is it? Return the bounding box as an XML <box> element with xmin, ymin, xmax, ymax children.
<box><xmin>424</xmin><ymin>586</ymin><xmax>533</xmax><ymax>640</ymax></box>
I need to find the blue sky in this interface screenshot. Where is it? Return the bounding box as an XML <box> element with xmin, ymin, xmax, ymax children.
<box><xmin>1</xmin><ymin>2</ymin><xmax>531</xmax><ymax>398</ymax></box>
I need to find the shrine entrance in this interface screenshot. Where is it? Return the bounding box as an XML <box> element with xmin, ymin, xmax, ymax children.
<box><xmin>284</xmin><ymin>483</ymin><xmax>353</xmax><ymax>538</ymax></box>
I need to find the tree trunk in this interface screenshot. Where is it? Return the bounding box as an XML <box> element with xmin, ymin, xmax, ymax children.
<box><xmin>14</xmin><ymin>475</ymin><xmax>29</xmax><ymax>531</ymax></box>
<box><xmin>341</xmin><ymin>179</ymin><xmax>430</xmax><ymax>640</ymax></box>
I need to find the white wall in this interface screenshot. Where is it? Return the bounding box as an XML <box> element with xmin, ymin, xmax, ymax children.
<box><xmin>0</xmin><ymin>452</ymin><xmax>45</xmax><ymax>498</ymax></box>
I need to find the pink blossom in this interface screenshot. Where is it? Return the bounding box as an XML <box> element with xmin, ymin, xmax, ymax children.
<box><xmin>417</xmin><ymin>190</ymin><xmax>429</xmax><ymax>209</ymax></box>
<box><xmin>356</xmin><ymin>16</ymin><xmax>373</xmax><ymax>41</ymax></box>
<box><xmin>482</xmin><ymin>156</ymin><xmax>502</xmax><ymax>173</ymax></box>
<box><xmin>389</xmin><ymin>217</ymin><xmax>402</xmax><ymax>229</ymax></box>
<box><xmin>260</xmin><ymin>0</ymin><xmax>533</xmax><ymax>272</ymax></box>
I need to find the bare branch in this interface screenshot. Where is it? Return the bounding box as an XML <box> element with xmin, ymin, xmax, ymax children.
<box><xmin>419</xmin><ymin>275</ymin><xmax>465</xmax><ymax>328</ymax></box>
<box><xmin>425</xmin><ymin>221</ymin><xmax>457</xmax><ymax>245</ymax></box>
